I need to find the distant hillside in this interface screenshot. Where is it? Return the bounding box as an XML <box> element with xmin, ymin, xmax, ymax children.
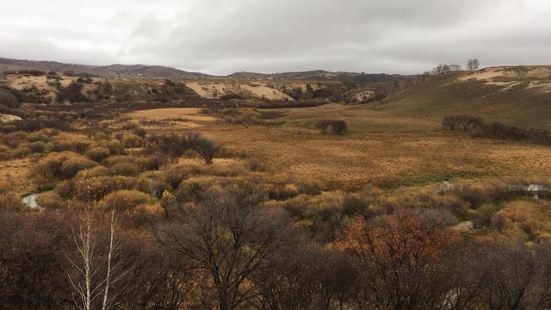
<box><xmin>380</xmin><ymin>66</ymin><xmax>551</xmax><ymax>128</ymax></box>
<box><xmin>0</xmin><ymin>57</ymin><xmax>414</xmax><ymax>83</ymax></box>
<box><xmin>228</xmin><ymin>70</ymin><xmax>409</xmax><ymax>83</ymax></box>
<box><xmin>0</xmin><ymin>58</ymin><xmax>212</xmax><ymax>79</ymax></box>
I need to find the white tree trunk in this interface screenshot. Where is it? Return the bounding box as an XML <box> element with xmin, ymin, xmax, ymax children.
<box><xmin>102</xmin><ymin>210</ymin><xmax>116</xmax><ymax>310</ymax></box>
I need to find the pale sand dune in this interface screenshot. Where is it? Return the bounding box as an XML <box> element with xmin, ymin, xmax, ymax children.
<box><xmin>459</xmin><ymin>67</ymin><xmax>504</xmax><ymax>81</ymax></box>
<box><xmin>459</xmin><ymin>66</ymin><xmax>551</xmax><ymax>93</ymax></box>
<box><xmin>241</xmin><ymin>84</ymin><xmax>293</xmax><ymax>100</ymax></box>
<box><xmin>186</xmin><ymin>81</ymin><xmax>209</xmax><ymax>97</ymax></box>
<box><xmin>186</xmin><ymin>81</ymin><xmax>292</xmax><ymax>100</ymax></box>
<box><xmin>186</xmin><ymin>82</ymin><xmax>230</xmax><ymax>99</ymax></box>
<box><xmin>461</xmin><ymin>66</ymin><xmax>551</xmax><ymax>82</ymax></box>
<box><xmin>6</xmin><ymin>74</ymin><xmax>98</xmax><ymax>101</ymax></box>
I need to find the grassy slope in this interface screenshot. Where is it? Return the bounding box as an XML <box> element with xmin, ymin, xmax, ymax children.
<box><xmin>380</xmin><ymin>72</ymin><xmax>551</xmax><ymax>129</ymax></box>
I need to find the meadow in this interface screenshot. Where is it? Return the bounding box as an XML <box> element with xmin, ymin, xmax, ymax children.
<box><xmin>126</xmin><ymin>104</ymin><xmax>551</xmax><ymax>190</ymax></box>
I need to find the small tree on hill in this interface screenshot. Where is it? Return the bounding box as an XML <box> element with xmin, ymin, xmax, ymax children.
<box><xmin>467</xmin><ymin>59</ymin><xmax>480</xmax><ymax>71</ymax></box>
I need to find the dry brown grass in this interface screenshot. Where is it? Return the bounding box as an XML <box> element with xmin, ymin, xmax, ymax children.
<box><xmin>126</xmin><ymin>108</ymin><xmax>218</xmax><ymax>129</ymax></box>
<box><xmin>129</xmin><ymin>104</ymin><xmax>551</xmax><ymax>191</ymax></box>
<box><xmin>1</xmin><ymin>158</ymin><xmax>33</xmax><ymax>194</ymax></box>
<box><xmin>127</xmin><ymin>108</ymin><xmax>217</xmax><ymax>122</ymax></box>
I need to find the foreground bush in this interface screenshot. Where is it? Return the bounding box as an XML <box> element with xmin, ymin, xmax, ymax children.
<box><xmin>0</xmin><ymin>180</ymin><xmax>20</xmax><ymax>211</ymax></box>
<box><xmin>59</xmin><ymin>157</ymin><xmax>97</xmax><ymax>179</ymax></box>
<box><xmin>50</xmin><ymin>139</ymin><xmax>90</xmax><ymax>154</ymax></box>
<box><xmin>36</xmin><ymin>192</ymin><xmax>63</xmax><ymax>209</ymax></box>
<box><xmin>74</xmin><ymin>176</ymin><xmax>137</xmax><ymax>201</ymax></box>
<box><xmin>34</xmin><ymin>152</ymin><xmax>98</xmax><ymax>189</ymax></box>
<box><xmin>0</xmin><ymin>89</ymin><xmax>20</xmax><ymax>108</ymax></box>
<box><xmin>100</xmin><ymin>189</ymin><xmax>152</xmax><ymax>211</ymax></box>
<box><xmin>110</xmin><ymin>162</ymin><xmax>140</xmax><ymax>176</ymax></box>
<box><xmin>344</xmin><ymin>210</ymin><xmax>463</xmax><ymax>309</ymax></box>
<box><xmin>85</xmin><ymin>146</ymin><xmax>111</xmax><ymax>161</ymax></box>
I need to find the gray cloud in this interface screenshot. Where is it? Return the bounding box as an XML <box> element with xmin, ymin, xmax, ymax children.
<box><xmin>0</xmin><ymin>0</ymin><xmax>550</xmax><ymax>74</ymax></box>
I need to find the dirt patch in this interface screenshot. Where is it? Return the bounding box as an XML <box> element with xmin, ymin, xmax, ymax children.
<box><xmin>0</xmin><ymin>114</ymin><xmax>22</xmax><ymax>124</ymax></box>
<box><xmin>127</xmin><ymin>108</ymin><xmax>217</xmax><ymax>122</ymax></box>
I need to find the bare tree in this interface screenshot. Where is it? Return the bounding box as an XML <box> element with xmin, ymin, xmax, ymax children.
<box><xmin>315</xmin><ymin>120</ymin><xmax>348</xmax><ymax>135</ymax></box>
<box><xmin>189</xmin><ymin>134</ymin><xmax>220</xmax><ymax>165</ymax></box>
<box><xmin>101</xmin><ymin>211</ymin><xmax>123</xmax><ymax>310</ymax></box>
<box><xmin>67</xmin><ymin>209</ymin><xmax>126</xmax><ymax>310</ymax></box>
<box><xmin>471</xmin><ymin>241</ymin><xmax>551</xmax><ymax>310</ymax></box>
<box><xmin>442</xmin><ymin>115</ymin><xmax>484</xmax><ymax>132</ymax></box>
<box><xmin>467</xmin><ymin>59</ymin><xmax>480</xmax><ymax>71</ymax></box>
<box><xmin>315</xmin><ymin>120</ymin><xmax>331</xmax><ymax>134</ymax></box>
<box><xmin>254</xmin><ymin>244</ymin><xmax>357</xmax><ymax>310</ymax></box>
<box><xmin>344</xmin><ymin>211</ymin><xmax>466</xmax><ymax>309</ymax></box>
<box><xmin>432</xmin><ymin>64</ymin><xmax>463</xmax><ymax>75</ymax></box>
<box><xmin>156</xmin><ymin>184</ymin><xmax>288</xmax><ymax>310</ymax></box>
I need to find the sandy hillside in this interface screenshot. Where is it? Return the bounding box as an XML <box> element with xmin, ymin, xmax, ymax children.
<box><xmin>459</xmin><ymin>66</ymin><xmax>551</xmax><ymax>93</ymax></box>
<box><xmin>186</xmin><ymin>81</ymin><xmax>293</xmax><ymax>100</ymax></box>
<box><xmin>6</xmin><ymin>74</ymin><xmax>88</xmax><ymax>90</ymax></box>
<box><xmin>5</xmin><ymin>74</ymin><xmax>104</xmax><ymax>101</ymax></box>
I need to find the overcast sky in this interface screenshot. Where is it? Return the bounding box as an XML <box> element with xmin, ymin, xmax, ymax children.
<box><xmin>0</xmin><ymin>0</ymin><xmax>550</xmax><ymax>75</ymax></box>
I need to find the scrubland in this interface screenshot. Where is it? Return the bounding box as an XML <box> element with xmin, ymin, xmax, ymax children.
<box><xmin>0</xmin><ymin>68</ymin><xmax>550</xmax><ymax>309</ymax></box>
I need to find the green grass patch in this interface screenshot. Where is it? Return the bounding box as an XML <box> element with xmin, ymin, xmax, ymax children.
<box><xmin>377</xmin><ymin>167</ymin><xmax>497</xmax><ymax>189</ymax></box>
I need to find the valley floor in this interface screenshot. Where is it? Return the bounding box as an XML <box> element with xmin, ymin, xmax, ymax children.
<box><xmin>127</xmin><ymin>103</ymin><xmax>551</xmax><ymax>191</ymax></box>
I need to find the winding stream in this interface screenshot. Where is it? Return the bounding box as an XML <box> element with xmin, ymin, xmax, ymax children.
<box><xmin>437</xmin><ymin>182</ymin><xmax>551</xmax><ymax>198</ymax></box>
<box><xmin>21</xmin><ymin>193</ymin><xmax>44</xmax><ymax>211</ymax></box>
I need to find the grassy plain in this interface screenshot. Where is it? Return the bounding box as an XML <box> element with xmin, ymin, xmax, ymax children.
<box><xmin>126</xmin><ymin>103</ymin><xmax>551</xmax><ymax>192</ymax></box>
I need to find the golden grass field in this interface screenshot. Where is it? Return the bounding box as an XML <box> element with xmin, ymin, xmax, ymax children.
<box><xmin>1</xmin><ymin>158</ymin><xmax>33</xmax><ymax>194</ymax></box>
<box><xmin>126</xmin><ymin>103</ymin><xmax>551</xmax><ymax>191</ymax></box>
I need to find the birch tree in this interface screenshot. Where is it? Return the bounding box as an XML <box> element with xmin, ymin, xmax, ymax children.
<box><xmin>67</xmin><ymin>208</ymin><xmax>126</xmax><ymax>310</ymax></box>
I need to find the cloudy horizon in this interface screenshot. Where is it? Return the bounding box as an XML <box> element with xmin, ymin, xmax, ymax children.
<box><xmin>1</xmin><ymin>0</ymin><xmax>550</xmax><ymax>75</ymax></box>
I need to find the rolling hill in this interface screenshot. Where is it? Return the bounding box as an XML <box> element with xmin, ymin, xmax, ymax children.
<box><xmin>228</xmin><ymin>70</ymin><xmax>410</xmax><ymax>84</ymax></box>
<box><xmin>380</xmin><ymin>66</ymin><xmax>551</xmax><ymax>129</ymax></box>
<box><xmin>0</xmin><ymin>57</ymin><xmax>410</xmax><ymax>83</ymax></box>
<box><xmin>0</xmin><ymin>58</ymin><xmax>212</xmax><ymax>79</ymax></box>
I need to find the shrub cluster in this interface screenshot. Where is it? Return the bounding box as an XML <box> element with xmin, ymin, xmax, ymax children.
<box><xmin>442</xmin><ymin>114</ymin><xmax>551</xmax><ymax>144</ymax></box>
<box><xmin>442</xmin><ymin>114</ymin><xmax>484</xmax><ymax>132</ymax></box>
<box><xmin>34</xmin><ymin>152</ymin><xmax>97</xmax><ymax>189</ymax></box>
<box><xmin>0</xmin><ymin>180</ymin><xmax>20</xmax><ymax>211</ymax></box>
<box><xmin>73</xmin><ymin>175</ymin><xmax>137</xmax><ymax>201</ymax></box>
<box><xmin>315</xmin><ymin>119</ymin><xmax>348</xmax><ymax>134</ymax></box>
<box><xmin>0</xmin><ymin>88</ymin><xmax>20</xmax><ymax>109</ymax></box>
<box><xmin>148</xmin><ymin>133</ymin><xmax>220</xmax><ymax>164</ymax></box>
<box><xmin>57</xmin><ymin>82</ymin><xmax>87</xmax><ymax>103</ymax></box>
<box><xmin>100</xmin><ymin>189</ymin><xmax>152</xmax><ymax>211</ymax></box>
<box><xmin>85</xmin><ymin>147</ymin><xmax>111</xmax><ymax>161</ymax></box>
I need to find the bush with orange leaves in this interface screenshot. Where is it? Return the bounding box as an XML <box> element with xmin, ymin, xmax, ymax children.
<box><xmin>342</xmin><ymin>210</ymin><xmax>474</xmax><ymax>309</ymax></box>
